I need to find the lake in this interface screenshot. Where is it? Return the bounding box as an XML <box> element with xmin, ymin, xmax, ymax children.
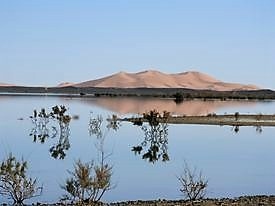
<box><xmin>1</xmin><ymin>96</ymin><xmax>275</xmax><ymax>204</ymax></box>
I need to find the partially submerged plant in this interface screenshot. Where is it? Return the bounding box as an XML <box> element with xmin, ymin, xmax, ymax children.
<box><xmin>174</xmin><ymin>92</ymin><xmax>184</xmax><ymax>104</ymax></box>
<box><xmin>107</xmin><ymin>114</ymin><xmax>121</xmax><ymax>131</ymax></box>
<box><xmin>0</xmin><ymin>153</ymin><xmax>42</xmax><ymax>205</ymax></box>
<box><xmin>255</xmin><ymin>113</ymin><xmax>263</xmax><ymax>121</ymax></box>
<box><xmin>30</xmin><ymin>105</ymin><xmax>71</xmax><ymax>159</ymax></box>
<box><xmin>51</xmin><ymin>105</ymin><xmax>71</xmax><ymax>124</ymax></box>
<box><xmin>132</xmin><ymin>110</ymin><xmax>170</xmax><ymax>163</ymax></box>
<box><xmin>30</xmin><ymin>105</ymin><xmax>71</xmax><ymax>142</ymax></box>
<box><xmin>234</xmin><ymin>112</ymin><xmax>240</xmax><ymax>121</ymax></box>
<box><xmin>177</xmin><ymin>161</ymin><xmax>208</xmax><ymax>201</ymax></box>
<box><xmin>142</xmin><ymin>110</ymin><xmax>170</xmax><ymax>126</ymax></box>
<box><xmin>89</xmin><ymin>113</ymin><xmax>121</xmax><ymax>140</ymax></box>
<box><xmin>206</xmin><ymin>113</ymin><xmax>217</xmax><ymax>117</ymax></box>
<box><xmin>89</xmin><ymin>114</ymin><xmax>104</xmax><ymax>139</ymax></box>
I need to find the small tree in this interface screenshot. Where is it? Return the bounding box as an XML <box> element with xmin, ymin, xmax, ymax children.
<box><xmin>61</xmin><ymin>159</ymin><xmax>112</xmax><ymax>204</ymax></box>
<box><xmin>174</xmin><ymin>92</ymin><xmax>184</xmax><ymax>104</ymax></box>
<box><xmin>63</xmin><ymin>112</ymin><xmax>114</xmax><ymax>204</ymax></box>
<box><xmin>177</xmin><ymin>161</ymin><xmax>208</xmax><ymax>201</ymax></box>
<box><xmin>0</xmin><ymin>153</ymin><xmax>42</xmax><ymax>205</ymax></box>
<box><xmin>62</xmin><ymin>129</ymin><xmax>113</xmax><ymax>205</ymax></box>
<box><xmin>132</xmin><ymin>110</ymin><xmax>170</xmax><ymax>163</ymax></box>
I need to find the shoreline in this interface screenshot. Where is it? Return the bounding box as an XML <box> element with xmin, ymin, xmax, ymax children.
<box><xmin>4</xmin><ymin>195</ymin><xmax>275</xmax><ymax>206</ymax></box>
<box><xmin>109</xmin><ymin>195</ymin><xmax>275</xmax><ymax>206</ymax></box>
<box><xmin>1</xmin><ymin>86</ymin><xmax>275</xmax><ymax>100</ymax></box>
<box><xmin>120</xmin><ymin>114</ymin><xmax>275</xmax><ymax>127</ymax></box>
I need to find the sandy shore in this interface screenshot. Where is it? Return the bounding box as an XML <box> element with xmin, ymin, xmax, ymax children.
<box><xmin>120</xmin><ymin>114</ymin><xmax>275</xmax><ymax>127</ymax></box>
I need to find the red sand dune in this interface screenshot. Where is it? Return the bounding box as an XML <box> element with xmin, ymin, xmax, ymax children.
<box><xmin>74</xmin><ymin>70</ymin><xmax>259</xmax><ymax>91</ymax></box>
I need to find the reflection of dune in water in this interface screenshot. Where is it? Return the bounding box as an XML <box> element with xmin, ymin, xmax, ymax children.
<box><xmin>78</xmin><ymin>97</ymin><xmax>256</xmax><ymax>116</ymax></box>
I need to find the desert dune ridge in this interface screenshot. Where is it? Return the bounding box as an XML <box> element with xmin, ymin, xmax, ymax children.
<box><xmin>0</xmin><ymin>70</ymin><xmax>260</xmax><ymax>91</ymax></box>
<box><xmin>73</xmin><ymin>70</ymin><xmax>259</xmax><ymax>91</ymax></box>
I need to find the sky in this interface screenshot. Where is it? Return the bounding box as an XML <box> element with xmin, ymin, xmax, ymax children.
<box><xmin>0</xmin><ymin>0</ymin><xmax>274</xmax><ymax>88</ymax></box>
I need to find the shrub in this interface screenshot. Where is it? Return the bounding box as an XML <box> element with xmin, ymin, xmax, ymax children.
<box><xmin>256</xmin><ymin>113</ymin><xmax>263</xmax><ymax>121</ymax></box>
<box><xmin>174</xmin><ymin>92</ymin><xmax>184</xmax><ymax>104</ymax></box>
<box><xmin>234</xmin><ymin>112</ymin><xmax>240</xmax><ymax>121</ymax></box>
<box><xmin>177</xmin><ymin>161</ymin><xmax>208</xmax><ymax>201</ymax></box>
<box><xmin>61</xmin><ymin>159</ymin><xmax>113</xmax><ymax>204</ymax></box>
<box><xmin>0</xmin><ymin>154</ymin><xmax>42</xmax><ymax>205</ymax></box>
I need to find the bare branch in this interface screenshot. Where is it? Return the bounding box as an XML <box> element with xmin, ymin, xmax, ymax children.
<box><xmin>177</xmin><ymin>161</ymin><xmax>208</xmax><ymax>201</ymax></box>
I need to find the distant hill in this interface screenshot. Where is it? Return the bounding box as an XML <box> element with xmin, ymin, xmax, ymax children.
<box><xmin>73</xmin><ymin>70</ymin><xmax>259</xmax><ymax>91</ymax></box>
<box><xmin>57</xmin><ymin>82</ymin><xmax>75</xmax><ymax>87</ymax></box>
<box><xmin>0</xmin><ymin>82</ymin><xmax>14</xmax><ymax>87</ymax></box>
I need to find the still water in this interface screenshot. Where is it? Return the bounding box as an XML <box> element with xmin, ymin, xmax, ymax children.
<box><xmin>0</xmin><ymin>96</ymin><xmax>275</xmax><ymax>204</ymax></box>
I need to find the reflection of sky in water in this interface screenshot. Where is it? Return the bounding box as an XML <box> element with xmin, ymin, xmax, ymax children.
<box><xmin>0</xmin><ymin>96</ymin><xmax>275</xmax><ymax>203</ymax></box>
<box><xmin>216</xmin><ymin>100</ymin><xmax>275</xmax><ymax>115</ymax></box>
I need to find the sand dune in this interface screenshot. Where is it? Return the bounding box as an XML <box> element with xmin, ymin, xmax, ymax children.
<box><xmin>74</xmin><ymin>70</ymin><xmax>259</xmax><ymax>91</ymax></box>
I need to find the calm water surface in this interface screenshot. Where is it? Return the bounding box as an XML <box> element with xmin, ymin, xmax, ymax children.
<box><xmin>0</xmin><ymin>96</ymin><xmax>275</xmax><ymax>204</ymax></box>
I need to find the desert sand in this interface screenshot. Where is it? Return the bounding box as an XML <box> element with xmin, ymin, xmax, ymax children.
<box><xmin>74</xmin><ymin>70</ymin><xmax>259</xmax><ymax>91</ymax></box>
<box><xmin>0</xmin><ymin>70</ymin><xmax>260</xmax><ymax>91</ymax></box>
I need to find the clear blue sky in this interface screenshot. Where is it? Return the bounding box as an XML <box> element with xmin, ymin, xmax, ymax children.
<box><xmin>1</xmin><ymin>0</ymin><xmax>274</xmax><ymax>88</ymax></box>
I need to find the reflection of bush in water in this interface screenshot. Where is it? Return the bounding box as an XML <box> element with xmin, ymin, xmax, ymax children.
<box><xmin>233</xmin><ymin>125</ymin><xmax>240</xmax><ymax>133</ymax></box>
<box><xmin>142</xmin><ymin>110</ymin><xmax>170</xmax><ymax>126</ymax></box>
<box><xmin>89</xmin><ymin>113</ymin><xmax>104</xmax><ymax>138</ymax></box>
<box><xmin>132</xmin><ymin>110</ymin><xmax>170</xmax><ymax>163</ymax></box>
<box><xmin>29</xmin><ymin>105</ymin><xmax>71</xmax><ymax>159</ymax></box>
<box><xmin>89</xmin><ymin>113</ymin><xmax>121</xmax><ymax>139</ymax></box>
<box><xmin>255</xmin><ymin>125</ymin><xmax>263</xmax><ymax>133</ymax></box>
<box><xmin>107</xmin><ymin>114</ymin><xmax>121</xmax><ymax>131</ymax></box>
